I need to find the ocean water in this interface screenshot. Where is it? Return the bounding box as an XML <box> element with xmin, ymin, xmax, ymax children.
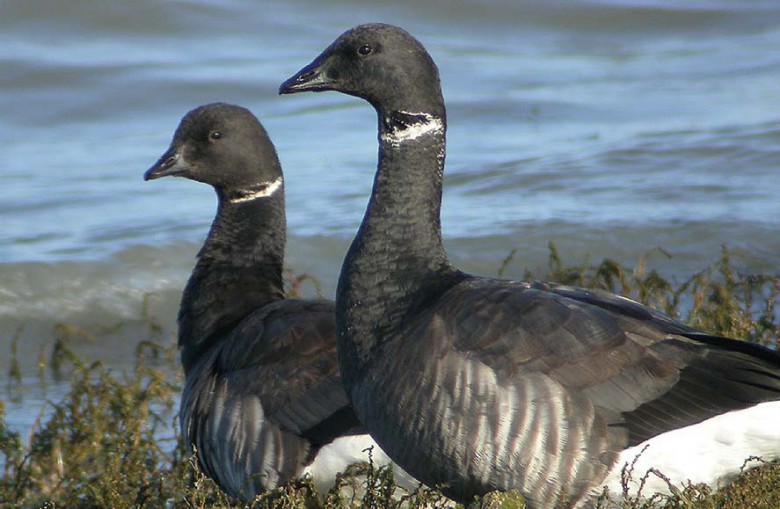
<box><xmin>2</xmin><ymin>0</ymin><xmax>780</xmax><ymax>438</ymax></box>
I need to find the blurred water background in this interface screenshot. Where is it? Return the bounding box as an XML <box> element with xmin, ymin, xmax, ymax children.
<box><xmin>2</xmin><ymin>0</ymin><xmax>780</xmax><ymax>440</ymax></box>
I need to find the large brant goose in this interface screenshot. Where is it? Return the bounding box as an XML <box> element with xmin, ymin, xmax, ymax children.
<box><xmin>144</xmin><ymin>103</ymin><xmax>419</xmax><ymax>500</ymax></box>
<box><xmin>279</xmin><ymin>24</ymin><xmax>780</xmax><ymax>507</ymax></box>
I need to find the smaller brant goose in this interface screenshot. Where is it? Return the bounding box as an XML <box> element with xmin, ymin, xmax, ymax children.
<box><xmin>280</xmin><ymin>24</ymin><xmax>780</xmax><ymax>508</ymax></box>
<box><xmin>144</xmin><ymin>103</ymin><xmax>418</xmax><ymax>500</ymax></box>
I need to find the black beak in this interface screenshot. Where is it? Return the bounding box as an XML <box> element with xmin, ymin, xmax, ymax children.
<box><xmin>144</xmin><ymin>147</ymin><xmax>188</xmax><ymax>181</ymax></box>
<box><xmin>279</xmin><ymin>53</ymin><xmax>335</xmax><ymax>94</ymax></box>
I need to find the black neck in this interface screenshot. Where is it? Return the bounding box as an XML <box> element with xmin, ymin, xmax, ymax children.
<box><xmin>178</xmin><ymin>188</ymin><xmax>286</xmax><ymax>374</ymax></box>
<box><xmin>336</xmin><ymin>109</ymin><xmax>465</xmax><ymax>385</ymax></box>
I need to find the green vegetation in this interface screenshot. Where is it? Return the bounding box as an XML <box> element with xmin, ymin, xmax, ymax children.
<box><xmin>1</xmin><ymin>246</ymin><xmax>778</xmax><ymax>508</ymax></box>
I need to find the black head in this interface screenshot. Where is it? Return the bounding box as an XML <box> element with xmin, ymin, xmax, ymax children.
<box><xmin>279</xmin><ymin>23</ymin><xmax>444</xmax><ymax>117</ymax></box>
<box><xmin>144</xmin><ymin>103</ymin><xmax>283</xmax><ymax>201</ymax></box>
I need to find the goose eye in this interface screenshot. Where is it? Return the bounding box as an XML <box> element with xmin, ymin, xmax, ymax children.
<box><xmin>209</xmin><ymin>131</ymin><xmax>222</xmax><ymax>140</ymax></box>
<box><xmin>357</xmin><ymin>44</ymin><xmax>373</xmax><ymax>56</ymax></box>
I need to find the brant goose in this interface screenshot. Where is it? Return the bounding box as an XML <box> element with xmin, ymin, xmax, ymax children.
<box><xmin>144</xmin><ymin>103</ymin><xmax>419</xmax><ymax>500</ymax></box>
<box><xmin>279</xmin><ymin>24</ymin><xmax>780</xmax><ymax>507</ymax></box>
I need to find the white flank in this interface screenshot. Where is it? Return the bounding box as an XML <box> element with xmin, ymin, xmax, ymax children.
<box><xmin>230</xmin><ymin>176</ymin><xmax>283</xmax><ymax>204</ymax></box>
<box><xmin>301</xmin><ymin>434</ymin><xmax>426</xmax><ymax>497</ymax></box>
<box><xmin>601</xmin><ymin>400</ymin><xmax>780</xmax><ymax>498</ymax></box>
<box><xmin>382</xmin><ymin>113</ymin><xmax>444</xmax><ymax>147</ymax></box>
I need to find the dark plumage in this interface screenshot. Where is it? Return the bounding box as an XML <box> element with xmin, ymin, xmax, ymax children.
<box><xmin>280</xmin><ymin>24</ymin><xmax>780</xmax><ymax>508</ymax></box>
<box><xmin>144</xmin><ymin>103</ymin><xmax>412</xmax><ymax>500</ymax></box>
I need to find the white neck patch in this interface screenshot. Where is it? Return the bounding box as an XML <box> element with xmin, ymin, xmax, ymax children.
<box><xmin>382</xmin><ymin>112</ymin><xmax>444</xmax><ymax>147</ymax></box>
<box><xmin>229</xmin><ymin>175</ymin><xmax>283</xmax><ymax>204</ymax></box>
